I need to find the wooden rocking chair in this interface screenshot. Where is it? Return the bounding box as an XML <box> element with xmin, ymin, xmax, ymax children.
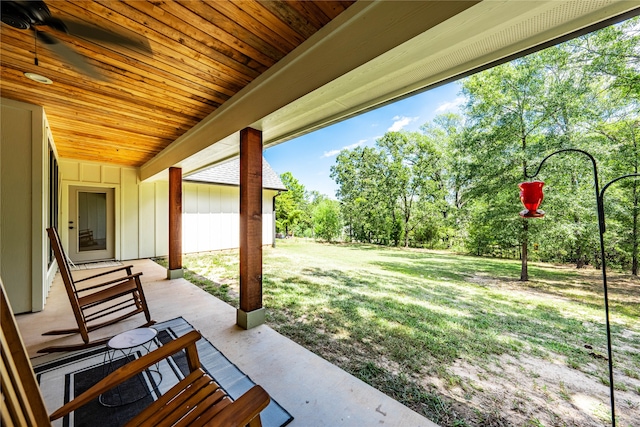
<box><xmin>42</xmin><ymin>227</ymin><xmax>154</xmax><ymax>353</ymax></box>
<box><xmin>1</xmin><ymin>280</ymin><xmax>271</xmax><ymax>427</ymax></box>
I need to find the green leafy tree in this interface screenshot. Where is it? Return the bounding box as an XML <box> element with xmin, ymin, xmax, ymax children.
<box><xmin>421</xmin><ymin>113</ymin><xmax>467</xmax><ymax>249</ymax></box>
<box><xmin>460</xmin><ymin>53</ymin><xmax>560</xmax><ymax>280</ymax></box>
<box><xmin>453</xmin><ymin>18</ymin><xmax>639</xmax><ymax>276</ymax></box>
<box><xmin>566</xmin><ymin>18</ymin><xmax>640</xmax><ymax>273</ymax></box>
<box><xmin>331</xmin><ymin>132</ymin><xmax>445</xmax><ymax>247</ymax></box>
<box><xmin>330</xmin><ymin>17</ymin><xmax>639</xmax><ymax>277</ymax></box>
<box><xmin>377</xmin><ymin>131</ymin><xmax>444</xmax><ymax>247</ymax></box>
<box><xmin>276</xmin><ymin>172</ymin><xmax>308</xmax><ymax>236</ymax></box>
<box><xmin>313</xmin><ymin>199</ymin><xmax>343</xmax><ymax>242</ymax></box>
<box><xmin>331</xmin><ymin>147</ymin><xmax>392</xmax><ymax>243</ymax></box>
<box><xmin>526</xmin><ymin>19</ymin><xmax>640</xmax><ymax>272</ymax></box>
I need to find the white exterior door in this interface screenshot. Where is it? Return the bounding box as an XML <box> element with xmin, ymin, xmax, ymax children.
<box><xmin>68</xmin><ymin>186</ymin><xmax>115</xmax><ymax>263</ymax></box>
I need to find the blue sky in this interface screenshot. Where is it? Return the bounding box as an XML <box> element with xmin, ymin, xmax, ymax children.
<box><xmin>264</xmin><ymin>81</ymin><xmax>465</xmax><ymax>198</ymax></box>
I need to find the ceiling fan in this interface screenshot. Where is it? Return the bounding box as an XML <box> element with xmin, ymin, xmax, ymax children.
<box><xmin>1</xmin><ymin>0</ymin><xmax>150</xmax><ymax>80</ymax></box>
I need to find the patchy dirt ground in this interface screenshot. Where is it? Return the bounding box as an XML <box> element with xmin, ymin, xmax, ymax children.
<box><xmin>436</xmin><ymin>268</ymin><xmax>640</xmax><ymax>427</ymax></box>
<box><xmin>181</xmin><ymin>249</ymin><xmax>640</xmax><ymax>427</ymax></box>
<box><xmin>429</xmin><ymin>352</ymin><xmax>640</xmax><ymax>426</ymax></box>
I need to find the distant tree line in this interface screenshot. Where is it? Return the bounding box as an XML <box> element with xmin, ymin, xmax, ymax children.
<box><xmin>275</xmin><ymin>172</ymin><xmax>342</xmax><ymax>242</ymax></box>
<box><xmin>276</xmin><ymin>17</ymin><xmax>640</xmax><ymax>276</ymax></box>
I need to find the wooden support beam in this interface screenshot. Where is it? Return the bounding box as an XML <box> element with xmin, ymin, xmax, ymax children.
<box><xmin>168</xmin><ymin>167</ymin><xmax>183</xmax><ymax>279</ymax></box>
<box><xmin>238</xmin><ymin>128</ymin><xmax>264</xmax><ymax>329</ymax></box>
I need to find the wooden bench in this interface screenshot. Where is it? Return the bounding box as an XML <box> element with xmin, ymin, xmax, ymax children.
<box><xmin>41</xmin><ymin>227</ymin><xmax>154</xmax><ymax>353</ymax></box>
<box><xmin>1</xmin><ymin>280</ymin><xmax>271</xmax><ymax>427</ymax></box>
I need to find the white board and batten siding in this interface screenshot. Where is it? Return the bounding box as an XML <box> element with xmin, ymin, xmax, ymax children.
<box><xmin>182</xmin><ymin>182</ymin><xmax>278</xmax><ymax>253</ymax></box>
<box><xmin>58</xmin><ymin>160</ymin><xmax>163</xmax><ymax>261</ymax></box>
<box><xmin>59</xmin><ymin>159</ymin><xmax>279</xmax><ymax>261</ymax></box>
<box><xmin>0</xmin><ymin>98</ymin><xmax>55</xmax><ymax>313</ymax></box>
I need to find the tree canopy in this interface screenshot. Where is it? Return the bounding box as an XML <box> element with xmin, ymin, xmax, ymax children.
<box><xmin>276</xmin><ymin>17</ymin><xmax>640</xmax><ymax>276</ymax></box>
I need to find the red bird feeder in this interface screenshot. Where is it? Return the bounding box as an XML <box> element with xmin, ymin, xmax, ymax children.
<box><xmin>519</xmin><ymin>181</ymin><xmax>545</xmax><ymax>218</ymax></box>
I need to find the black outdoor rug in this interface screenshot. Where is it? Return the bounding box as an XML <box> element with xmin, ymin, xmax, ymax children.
<box><xmin>33</xmin><ymin>317</ymin><xmax>293</xmax><ymax>427</ymax></box>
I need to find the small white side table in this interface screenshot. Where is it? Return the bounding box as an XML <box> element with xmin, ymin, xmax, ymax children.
<box><xmin>99</xmin><ymin>327</ymin><xmax>162</xmax><ymax>407</ymax></box>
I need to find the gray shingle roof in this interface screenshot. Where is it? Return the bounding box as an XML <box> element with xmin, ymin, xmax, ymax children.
<box><xmin>185</xmin><ymin>157</ymin><xmax>287</xmax><ymax>191</ymax></box>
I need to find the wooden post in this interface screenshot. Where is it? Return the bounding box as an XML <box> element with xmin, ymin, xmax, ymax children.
<box><xmin>238</xmin><ymin>127</ymin><xmax>264</xmax><ymax>329</ymax></box>
<box><xmin>168</xmin><ymin>167</ymin><xmax>183</xmax><ymax>279</ymax></box>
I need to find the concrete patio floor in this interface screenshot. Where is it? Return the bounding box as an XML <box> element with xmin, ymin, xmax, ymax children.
<box><xmin>16</xmin><ymin>258</ymin><xmax>437</xmax><ymax>427</ymax></box>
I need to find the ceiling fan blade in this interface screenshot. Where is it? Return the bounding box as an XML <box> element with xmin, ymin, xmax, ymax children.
<box><xmin>23</xmin><ymin>0</ymin><xmax>52</xmax><ymax>24</ymax></box>
<box><xmin>47</xmin><ymin>17</ymin><xmax>151</xmax><ymax>54</ymax></box>
<box><xmin>41</xmin><ymin>16</ymin><xmax>67</xmax><ymax>33</ymax></box>
<box><xmin>37</xmin><ymin>31</ymin><xmax>104</xmax><ymax>80</ymax></box>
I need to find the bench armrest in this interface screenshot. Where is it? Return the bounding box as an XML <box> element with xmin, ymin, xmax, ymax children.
<box><xmin>75</xmin><ymin>265</ymin><xmax>135</xmax><ymax>283</ymax></box>
<box><xmin>208</xmin><ymin>385</ymin><xmax>271</xmax><ymax>427</ymax></box>
<box><xmin>49</xmin><ymin>330</ymin><xmax>202</xmax><ymax>421</ymax></box>
<box><xmin>75</xmin><ymin>273</ymin><xmax>143</xmax><ymax>293</ymax></box>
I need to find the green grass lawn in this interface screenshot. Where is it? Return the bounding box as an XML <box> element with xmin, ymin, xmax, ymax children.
<box><xmin>161</xmin><ymin>239</ymin><xmax>640</xmax><ymax>426</ymax></box>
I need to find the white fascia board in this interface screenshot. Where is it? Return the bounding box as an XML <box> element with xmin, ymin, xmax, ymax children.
<box><xmin>259</xmin><ymin>0</ymin><xmax>640</xmax><ymax>147</ymax></box>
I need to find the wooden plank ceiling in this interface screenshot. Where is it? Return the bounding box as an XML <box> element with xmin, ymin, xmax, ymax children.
<box><xmin>0</xmin><ymin>0</ymin><xmax>354</xmax><ymax>166</ymax></box>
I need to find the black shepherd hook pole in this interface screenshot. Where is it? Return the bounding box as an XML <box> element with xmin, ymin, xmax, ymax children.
<box><xmin>524</xmin><ymin>148</ymin><xmax>640</xmax><ymax>427</ymax></box>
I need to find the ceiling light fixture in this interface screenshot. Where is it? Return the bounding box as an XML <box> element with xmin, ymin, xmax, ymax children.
<box><xmin>22</xmin><ymin>29</ymin><xmax>53</xmax><ymax>84</ymax></box>
<box><xmin>24</xmin><ymin>72</ymin><xmax>53</xmax><ymax>84</ymax></box>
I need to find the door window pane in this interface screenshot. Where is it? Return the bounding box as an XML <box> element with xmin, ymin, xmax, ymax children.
<box><xmin>78</xmin><ymin>192</ymin><xmax>107</xmax><ymax>251</ymax></box>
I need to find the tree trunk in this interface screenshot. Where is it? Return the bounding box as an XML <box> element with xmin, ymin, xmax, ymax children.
<box><xmin>520</xmin><ymin>220</ymin><xmax>529</xmax><ymax>281</ymax></box>
<box><xmin>403</xmin><ymin>195</ymin><xmax>411</xmax><ymax>248</ymax></box>
<box><xmin>404</xmin><ymin>214</ymin><xmax>410</xmax><ymax>248</ymax></box>
<box><xmin>576</xmin><ymin>245</ymin><xmax>585</xmax><ymax>269</ymax></box>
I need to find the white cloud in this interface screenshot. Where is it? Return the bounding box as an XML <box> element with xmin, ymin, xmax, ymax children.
<box><xmin>322</xmin><ymin>149</ymin><xmax>342</xmax><ymax>158</ymax></box>
<box><xmin>388</xmin><ymin>116</ymin><xmax>418</xmax><ymax>132</ymax></box>
<box><xmin>321</xmin><ymin>140</ymin><xmax>366</xmax><ymax>158</ymax></box>
<box><xmin>435</xmin><ymin>96</ymin><xmax>466</xmax><ymax>113</ymax></box>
